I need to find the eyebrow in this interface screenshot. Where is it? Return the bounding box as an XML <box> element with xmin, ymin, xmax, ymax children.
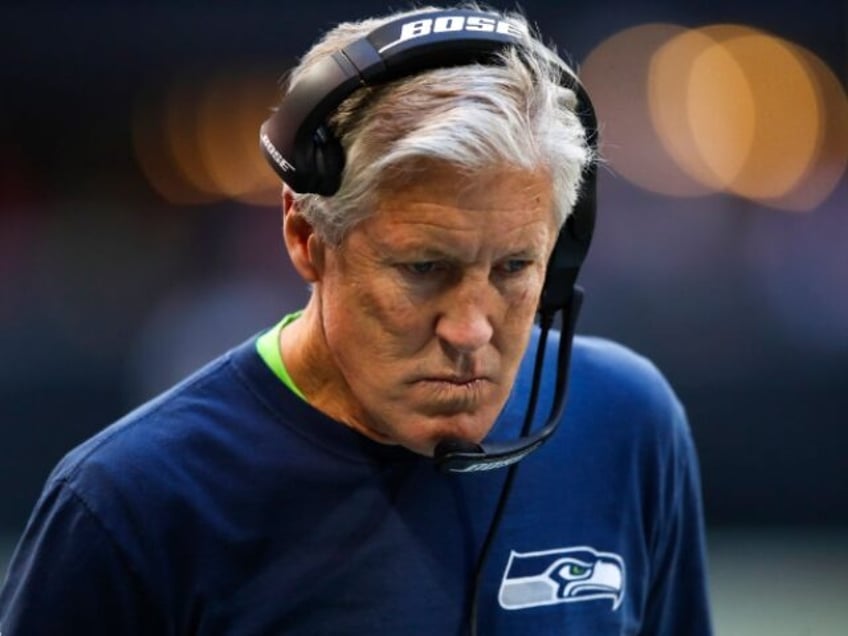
<box><xmin>377</xmin><ymin>238</ymin><xmax>545</xmax><ymax>263</ymax></box>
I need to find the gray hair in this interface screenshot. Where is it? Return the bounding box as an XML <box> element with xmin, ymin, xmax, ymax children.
<box><xmin>286</xmin><ymin>4</ymin><xmax>593</xmax><ymax>245</ymax></box>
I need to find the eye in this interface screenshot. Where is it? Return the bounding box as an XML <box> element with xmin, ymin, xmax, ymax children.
<box><xmin>553</xmin><ymin>560</ymin><xmax>592</xmax><ymax>581</ymax></box>
<box><xmin>568</xmin><ymin>564</ymin><xmax>589</xmax><ymax>577</ymax></box>
<box><xmin>403</xmin><ymin>261</ymin><xmax>442</xmax><ymax>276</ymax></box>
<box><xmin>497</xmin><ymin>259</ymin><xmax>532</xmax><ymax>275</ymax></box>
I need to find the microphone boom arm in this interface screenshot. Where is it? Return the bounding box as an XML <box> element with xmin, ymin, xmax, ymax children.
<box><xmin>434</xmin><ymin>286</ymin><xmax>584</xmax><ymax>473</ymax></box>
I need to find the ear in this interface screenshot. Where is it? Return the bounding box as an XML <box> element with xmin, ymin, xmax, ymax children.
<box><xmin>282</xmin><ymin>187</ymin><xmax>325</xmax><ymax>283</ymax></box>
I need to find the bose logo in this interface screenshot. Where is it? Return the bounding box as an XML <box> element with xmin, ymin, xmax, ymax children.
<box><xmin>380</xmin><ymin>15</ymin><xmax>525</xmax><ymax>53</ymax></box>
<box><xmin>451</xmin><ymin>444</ymin><xmax>541</xmax><ymax>473</ymax></box>
<box><xmin>260</xmin><ymin>133</ymin><xmax>296</xmax><ymax>173</ymax></box>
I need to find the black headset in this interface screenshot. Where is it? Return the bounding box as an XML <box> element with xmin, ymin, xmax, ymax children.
<box><xmin>259</xmin><ymin>8</ymin><xmax>598</xmax><ymax>473</ymax></box>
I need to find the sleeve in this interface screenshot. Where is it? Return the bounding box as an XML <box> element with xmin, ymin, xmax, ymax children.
<box><xmin>640</xmin><ymin>404</ymin><xmax>714</xmax><ymax>635</ymax></box>
<box><xmin>0</xmin><ymin>479</ymin><xmax>162</xmax><ymax>636</ymax></box>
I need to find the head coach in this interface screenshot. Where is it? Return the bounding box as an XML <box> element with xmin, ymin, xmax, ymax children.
<box><xmin>0</xmin><ymin>4</ymin><xmax>712</xmax><ymax>634</ymax></box>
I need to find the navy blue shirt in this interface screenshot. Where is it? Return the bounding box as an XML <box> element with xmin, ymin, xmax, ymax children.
<box><xmin>0</xmin><ymin>330</ymin><xmax>712</xmax><ymax>634</ymax></box>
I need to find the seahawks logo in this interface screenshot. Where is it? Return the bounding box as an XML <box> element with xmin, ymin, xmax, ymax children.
<box><xmin>498</xmin><ymin>546</ymin><xmax>626</xmax><ymax>611</ymax></box>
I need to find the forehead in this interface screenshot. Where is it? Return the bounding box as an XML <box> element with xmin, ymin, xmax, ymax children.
<box><xmin>370</xmin><ymin>162</ymin><xmax>555</xmax><ymax>232</ymax></box>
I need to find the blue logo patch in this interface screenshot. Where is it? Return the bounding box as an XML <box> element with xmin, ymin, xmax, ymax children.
<box><xmin>498</xmin><ymin>546</ymin><xmax>625</xmax><ymax>611</ymax></box>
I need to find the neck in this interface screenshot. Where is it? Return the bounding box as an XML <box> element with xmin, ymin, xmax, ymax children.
<box><xmin>279</xmin><ymin>297</ymin><xmax>385</xmax><ymax>442</ymax></box>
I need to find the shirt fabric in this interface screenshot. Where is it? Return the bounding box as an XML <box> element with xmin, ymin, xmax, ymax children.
<box><xmin>0</xmin><ymin>326</ymin><xmax>712</xmax><ymax>635</ymax></box>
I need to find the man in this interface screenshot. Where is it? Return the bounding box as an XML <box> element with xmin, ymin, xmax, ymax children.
<box><xmin>0</xmin><ymin>4</ymin><xmax>712</xmax><ymax>634</ymax></box>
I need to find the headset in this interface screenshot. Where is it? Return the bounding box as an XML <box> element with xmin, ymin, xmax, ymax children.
<box><xmin>259</xmin><ymin>8</ymin><xmax>598</xmax><ymax>474</ymax></box>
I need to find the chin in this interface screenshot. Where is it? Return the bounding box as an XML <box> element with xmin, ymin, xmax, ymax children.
<box><xmin>413</xmin><ymin>413</ymin><xmax>495</xmax><ymax>457</ymax></box>
<box><xmin>367</xmin><ymin>397</ymin><xmax>503</xmax><ymax>457</ymax></box>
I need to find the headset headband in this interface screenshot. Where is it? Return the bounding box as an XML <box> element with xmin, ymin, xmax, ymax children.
<box><xmin>260</xmin><ymin>10</ymin><xmax>530</xmax><ymax>193</ymax></box>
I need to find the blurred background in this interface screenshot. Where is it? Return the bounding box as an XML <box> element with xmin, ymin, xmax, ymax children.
<box><xmin>1</xmin><ymin>0</ymin><xmax>846</xmax><ymax>632</ymax></box>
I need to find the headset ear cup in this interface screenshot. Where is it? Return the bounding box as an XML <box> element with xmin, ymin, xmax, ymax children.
<box><xmin>308</xmin><ymin>126</ymin><xmax>346</xmax><ymax>195</ymax></box>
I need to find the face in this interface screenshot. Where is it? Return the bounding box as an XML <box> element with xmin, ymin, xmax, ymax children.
<box><xmin>291</xmin><ymin>164</ymin><xmax>558</xmax><ymax>457</ymax></box>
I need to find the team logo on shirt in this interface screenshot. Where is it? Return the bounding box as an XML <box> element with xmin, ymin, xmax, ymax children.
<box><xmin>498</xmin><ymin>546</ymin><xmax>626</xmax><ymax>611</ymax></box>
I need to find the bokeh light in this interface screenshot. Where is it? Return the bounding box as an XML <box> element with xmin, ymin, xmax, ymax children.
<box><xmin>766</xmin><ymin>43</ymin><xmax>848</xmax><ymax>212</ymax></box>
<box><xmin>132</xmin><ymin>85</ymin><xmax>220</xmax><ymax>206</ymax></box>
<box><xmin>581</xmin><ymin>22</ymin><xmax>847</xmax><ymax>212</ymax></box>
<box><xmin>165</xmin><ymin>79</ymin><xmax>225</xmax><ymax>201</ymax></box>
<box><xmin>694</xmin><ymin>26</ymin><xmax>821</xmax><ymax>201</ymax></box>
<box><xmin>649</xmin><ymin>27</ymin><xmax>730</xmax><ymax>191</ymax></box>
<box><xmin>580</xmin><ymin>24</ymin><xmax>716</xmax><ymax>198</ymax></box>
<box><xmin>685</xmin><ymin>31</ymin><xmax>759</xmax><ymax>194</ymax></box>
<box><xmin>133</xmin><ymin>69</ymin><xmax>283</xmax><ymax>207</ymax></box>
<box><xmin>194</xmin><ymin>70</ymin><xmax>281</xmax><ymax>206</ymax></box>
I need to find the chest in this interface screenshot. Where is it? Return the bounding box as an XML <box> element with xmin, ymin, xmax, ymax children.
<box><xmin>176</xmin><ymin>467</ymin><xmax>649</xmax><ymax>635</ymax></box>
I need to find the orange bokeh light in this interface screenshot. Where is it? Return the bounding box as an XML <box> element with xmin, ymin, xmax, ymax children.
<box><xmin>694</xmin><ymin>27</ymin><xmax>821</xmax><ymax>201</ymax></box>
<box><xmin>132</xmin><ymin>85</ymin><xmax>220</xmax><ymax>206</ymax></box>
<box><xmin>649</xmin><ymin>25</ymin><xmax>763</xmax><ymax>192</ymax></box>
<box><xmin>195</xmin><ymin>71</ymin><xmax>281</xmax><ymax>207</ymax></box>
<box><xmin>133</xmin><ymin>69</ymin><xmax>283</xmax><ymax>207</ymax></box>
<box><xmin>582</xmin><ymin>22</ymin><xmax>846</xmax><ymax>211</ymax></box>
<box><xmin>764</xmin><ymin>43</ymin><xmax>848</xmax><ymax>211</ymax></box>
<box><xmin>580</xmin><ymin>23</ymin><xmax>717</xmax><ymax>198</ymax></box>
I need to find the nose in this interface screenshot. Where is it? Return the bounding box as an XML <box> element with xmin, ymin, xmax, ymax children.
<box><xmin>434</xmin><ymin>276</ymin><xmax>495</xmax><ymax>355</ymax></box>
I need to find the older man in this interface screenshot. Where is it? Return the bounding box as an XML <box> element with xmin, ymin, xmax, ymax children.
<box><xmin>0</xmin><ymin>5</ymin><xmax>712</xmax><ymax>634</ymax></box>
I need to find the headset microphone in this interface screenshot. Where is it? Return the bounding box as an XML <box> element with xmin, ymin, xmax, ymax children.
<box><xmin>259</xmin><ymin>8</ymin><xmax>598</xmax><ymax>473</ymax></box>
<box><xmin>433</xmin><ymin>286</ymin><xmax>583</xmax><ymax>473</ymax></box>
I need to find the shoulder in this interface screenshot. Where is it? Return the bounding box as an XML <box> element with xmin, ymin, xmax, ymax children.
<box><xmin>54</xmin><ymin>353</ymin><xmax>230</xmax><ymax>481</ymax></box>
<box><xmin>544</xmin><ymin>333</ymin><xmax>693</xmax><ymax>461</ymax></box>
<box><xmin>568</xmin><ymin>336</ymin><xmax>698</xmax><ymax>478</ymax></box>
<box><xmin>571</xmin><ymin>335</ymin><xmax>680</xmax><ymax>410</ymax></box>
<box><xmin>45</xmin><ymin>339</ymin><xmax>274</xmax><ymax>514</ymax></box>
<box><xmin>506</xmin><ymin>330</ymin><xmax>693</xmax><ymax>471</ymax></box>
<box><xmin>527</xmin><ymin>331</ymin><xmax>685</xmax><ymax>425</ymax></box>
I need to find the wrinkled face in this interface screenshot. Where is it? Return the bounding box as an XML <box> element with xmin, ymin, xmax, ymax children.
<box><xmin>307</xmin><ymin>164</ymin><xmax>558</xmax><ymax>456</ymax></box>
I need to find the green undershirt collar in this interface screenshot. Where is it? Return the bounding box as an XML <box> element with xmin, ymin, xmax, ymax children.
<box><xmin>256</xmin><ymin>311</ymin><xmax>306</xmax><ymax>401</ymax></box>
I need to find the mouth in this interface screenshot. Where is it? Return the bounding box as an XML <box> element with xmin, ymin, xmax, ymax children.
<box><xmin>417</xmin><ymin>374</ymin><xmax>495</xmax><ymax>394</ymax></box>
<box><xmin>424</xmin><ymin>375</ymin><xmax>487</xmax><ymax>386</ymax></box>
<box><xmin>411</xmin><ymin>376</ymin><xmax>495</xmax><ymax>415</ymax></box>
